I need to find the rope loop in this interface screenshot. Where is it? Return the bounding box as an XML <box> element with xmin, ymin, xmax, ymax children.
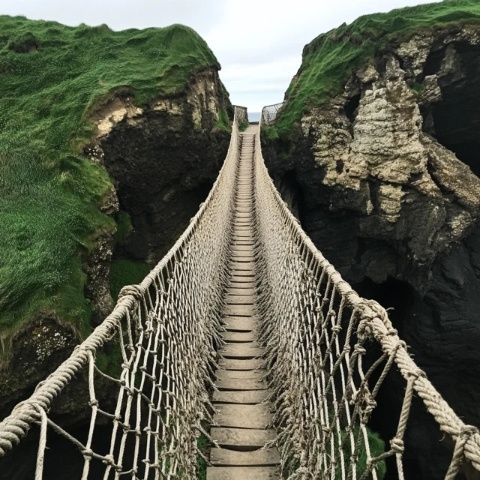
<box><xmin>390</xmin><ymin>437</ymin><xmax>405</xmax><ymax>454</ymax></box>
<box><xmin>118</xmin><ymin>284</ymin><xmax>144</xmax><ymax>301</ymax></box>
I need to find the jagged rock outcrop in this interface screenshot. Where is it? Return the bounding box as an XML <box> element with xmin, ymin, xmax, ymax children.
<box><xmin>91</xmin><ymin>68</ymin><xmax>231</xmax><ymax>265</ymax></box>
<box><xmin>265</xmin><ymin>21</ymin><xmax>480</xmax><ymax>479</ymax></box>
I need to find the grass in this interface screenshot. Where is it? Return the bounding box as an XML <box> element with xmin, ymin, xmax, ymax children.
<box><xmin>276</xmin><ymin>0</ymin><xmax>480</xmax><ymax>135</ymax></box>
<box><xmin>336</xmin><ymin>427</ymin><xmax>386</xmax><ymax>479</ymax></box>
<box><xmin>0</xmin><ymin>16</ymin><xmax>222</xmax><ymax>352</ymax></box>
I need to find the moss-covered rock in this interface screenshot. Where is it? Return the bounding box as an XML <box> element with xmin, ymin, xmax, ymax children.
<box><xmin>276</xmin><ymin>0</ymin><xmax>480</xmax><ymax>134</ymax></box>
<box><xmin>264</xmin><ymin>1</ymin><xmax>480</xmax><ymax>478</ymax></box>
<box><xmin>0</xmin><ymin>16</ymin><xmax>231</xmax><ymax>414</ymax></box>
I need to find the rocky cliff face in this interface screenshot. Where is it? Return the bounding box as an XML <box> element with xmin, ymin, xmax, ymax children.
<box><xmin>265</xmin><ymin>23</ymin><xmax>480</xmax><ymax>479</ymax></box>
<box><xmin>93</xmin><ymin>68</ymin><xmax>231</xmax><ymax>266</ymax></box>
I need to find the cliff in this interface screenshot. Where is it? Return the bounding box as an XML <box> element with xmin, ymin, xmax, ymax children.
<box><xmin>263</xmin><ymin>1</ymin><xmax>480</xmax><ymax>478</ymax></box>
<box><xmin>0</xmin><ymin>16</ymin><xmax>231</xmax><ymax>416</ymax></box>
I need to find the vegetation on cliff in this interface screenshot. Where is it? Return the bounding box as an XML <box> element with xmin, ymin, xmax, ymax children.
<box><xmin>276</xmin><ymin>0</ymin><xmax>480</xmax><ymax>133</ymax></box>
<box><xmin>0</xmin><ymin>15</ymin><xmax>223</xmax><ymax>349</ymax></box>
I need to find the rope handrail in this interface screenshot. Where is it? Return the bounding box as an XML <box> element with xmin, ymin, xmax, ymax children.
<box><xmin>256</xmin><ymin>107</ymin><xmax>480</xmax><ymax>478</ymax></box>
<box><xmin>0</xmin><ymin>107</ymin><xmax>246</xmax><ymax>478</ymax></box>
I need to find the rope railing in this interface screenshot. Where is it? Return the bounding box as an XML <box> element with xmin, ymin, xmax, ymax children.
<box><xmin>255</xmin><ymin>111</ymin><xmax>480</xmax><ymax>479</ymax></box>
<box><xmin>0</xmin><ymin>107</ymin><xmax>245</xmax><ymax>479</ymax></box>
<box><xmin>261</xmin><ymin>102</ymin><xmax>283</xmax><ymax>125</ymax></box>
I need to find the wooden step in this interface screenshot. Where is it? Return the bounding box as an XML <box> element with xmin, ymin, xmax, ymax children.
<box><xmin>210</xmin><ymin>448</ymin><xmax>279</xmax><ymax>466</ymax></box>
<box><xmin>220</xmin><ymin>343</ymin><xmax>263</xmax><ymax>359</ymax></box>
<box><xmin>223</xmin><ymin>331</ymin><xmax>257</xmax><ymax>342</ymax></box>
<box><xmin>225</xmin><ymin>297</ymin><xmax>254</xmax><ymax>306</ymax></box>
<box><xmin>213</xmin><ymin>389</ymin><xmax>268</xmax><ymax>404</ymax></box>
<box><xmin>226</xmin><ymin>287</ymin><xmax>256</xmax><ymax>296</ymax></box>
<box><xmin>223</xmin><ymin>317</ymin><xmax>259</xmax><ymax>332</ymax></box>
<box><xmin>218</xmin><ymin>357</ymin><xmax>265</xmax><ymax>371</ymax></box>
<box><xmin>206</xmin><ymin>466</ymin><xmax>279</xmax><ymax>480</ymax></box>
<box><xmin>223</xmin><ymin>304</ymin><xmax>256</xmax><ymax>317</ymax></box>
<box><xmin>216</xmin><ymin>376</ymin><xmax>266</xmax><ymax>391</ymax></box>
<box><xmin>211</xmin><ymin>428</ymin><xmax>276</xmax><ymax>449</ymax></box>
<box><xmin>213</xmin><ymin>404</ymin><xmax>272</xmax><ymax>429</ymax></box>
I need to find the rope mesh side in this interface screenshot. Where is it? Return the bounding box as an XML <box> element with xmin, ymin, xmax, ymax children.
<box><xmin>0</xmin><ymin>109</ymin><xmax>244</xmax><ymax>479</ymax></box>
<box><xmin>261</xmin><ymin>102</ymin><xmax>283</xmax><ymax>125</ymax></box>
<box><xmin>254</xmin><ymin>114</ymin><xmax>480</xmax><ymax>479</ymax></box>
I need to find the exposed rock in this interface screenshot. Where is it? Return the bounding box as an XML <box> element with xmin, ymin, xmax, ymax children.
<box><xmin>95</xmin><ymin>68</ymin><xmax>231</xmax><ymax>264</ymax></box>
<box><xmin>265</xmin><ymin>24</ymin><xmax>480</xmax><ymax>478</ymax></box>
<box><xmin>0</xmin><ymin>317</ymin><xmax>78</xmax><ymax>419</ymax></box>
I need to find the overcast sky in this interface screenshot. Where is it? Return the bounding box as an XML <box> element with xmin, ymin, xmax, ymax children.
<box><xmin>1</xmin><ymin>0</ymin><xmax>441</xmax><ymax>111</ymax></box>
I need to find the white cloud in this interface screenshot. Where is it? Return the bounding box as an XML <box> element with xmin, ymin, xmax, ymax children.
<box><xmin>0</xmin><ymin>0</ymin><xmax>441</xmax><ymax>111</ymax></box>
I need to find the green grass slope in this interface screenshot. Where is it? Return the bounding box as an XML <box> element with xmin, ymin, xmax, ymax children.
<box><xmin>277</xmin><ymin>0</ymin><xmax>480</xmax><ymax>133</ymax></box>
<box><xmin>0</xmin><ymin>16</ymin><xmax>221</xmax><ymax>348</ymax></box>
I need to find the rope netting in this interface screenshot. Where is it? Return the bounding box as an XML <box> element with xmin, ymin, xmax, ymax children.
<box><xmin>254</xmin><ymin>109</ymin><xmax>480</xmax><ymax>479</ymax></box>
<box><xmin>0</xmin><ymin>109</ymin><xmax>244</xmax><ymax>479</ymax></box>
<box><xmin>261</xmin><ymin>102</ymin><xmax>283</xmax><ymax>125</ymax></box>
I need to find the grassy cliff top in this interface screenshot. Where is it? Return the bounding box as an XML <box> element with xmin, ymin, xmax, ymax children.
<box><xmin>0</xmin><ymin>16</ymin><xmax>220</xmax><ymax>346</ymax></box>
<box><xmin>276</xmin><ymin>0</ymin><xmax>480</xmax><ymax>133</ymax></box>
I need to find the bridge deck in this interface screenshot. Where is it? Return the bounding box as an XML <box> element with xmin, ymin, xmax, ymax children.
<box><xmin>207</xmin><ymin>128</ymin><xmax>280</xmax><ymax>480</ymax></box>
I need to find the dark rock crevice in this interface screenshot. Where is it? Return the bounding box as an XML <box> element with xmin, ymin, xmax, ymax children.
<box><xmin>421</xmin><ymin>41</ymin><xmax>480</xmax><ymax>176</ymax></box>
<box><xmin>101</xmin><ymin>109</ymin><xmax>229</xmax><ymax>265</ymax></box>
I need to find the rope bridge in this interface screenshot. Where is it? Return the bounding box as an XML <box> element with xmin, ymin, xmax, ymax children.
<box><xmin>0</xmin><ymin>106</ymin><xmax>478</xmax><ymax>479</ymax></box>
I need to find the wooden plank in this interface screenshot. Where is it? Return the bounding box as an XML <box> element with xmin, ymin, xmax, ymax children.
<box><xmin>220</xmin><ymin>343</ymin><xmax>263</xmax><ymax>359</ymax></box>
<box><xmin>223</xmin><ymin>317</ymin><xmax>259</xmax><ymax>332</ymax></box>
<box><xmin>223</xmin><ymin>331</ymin><xmax>256</xmax><ymax>342</ymax></box>
<box><xmin>225</xmin><ymin>287</ymin><xmax>256</xmax><ymax>296</ymax></box>
<box><xmin>214</xmin><ymin>404</ymin><xmax>272</xmax><ymax>429</ymax></box>
<box><xmin>223</xmin><ymin>304</ymin><xmax>256</xmax><ymax>317</ymax></box>
<box><xmin>210</xmin><ymin>448</ymin><xmax>280</xmax><ymax>466</ymax></box>
<box><xmin>228</xmin><ymin>280</ymin><xmax>256</xmax><ymax>289</ymax></box>
<box><xmin>225</xmin><ymin>295</ymin><xmax>254</xmax><ymax>305</ymax></box>
<box><xmin>207</xmin><ymin>466</ymin><xmax>279</xmax><ymax>480</ymax></box>
<box><xmin>218</xmin><ymin>358</ymin><xmax>265</xmax><ymax>371</ymax></box>
<box><xmin>216</xmin><ymin>370</ymin><xmax>263</xmax><ymax>380</ymax></box>
<box><xmin>211</xmin><ymin>427</ymin><xmax>276</xmax><ymax>449</ymax></box>
<box><xmin>216</xmin><ymin>377</ymin><xmax>266</xmax><ymax>391</ymax></box>
<box><xmin>213</xmin><ymin>389</ymin><xmax>268</xmax><ymax>404</ymax></box>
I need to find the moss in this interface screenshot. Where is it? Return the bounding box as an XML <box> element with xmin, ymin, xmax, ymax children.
<box><xmin>262</xmin><ymin>125</ymin><xmax>280</xmax><ymax>141</ymax></box>
<box><xmin>336</xmin><ymin>427</ymin><xmax>386</xmax><ymax>479</ymax></box>
<box><xmin>411</xmin><ymin>81</ymin><xmax>426</xmax><ymax>94</ymax></box>
<box><xmin>114</xmin><ymin>211</ymin><xmax>133</xmax><ymax>242</ymax></box>
<box><xmin>277</xmin><ymin>0</ymin><xmax>480</xmax><ymax>134</ymax></box>
<box><xmin>109</xmin><ymin>259</ymin><xmax>151</xmax><ymax>300</ymax></box>
<box><xmin>197</xmin><ymin>434</ymin><xmax>208</xmax><ymax>479</ymax></box>
<box><xmin>215</xmin><ymin>106</ymin><xmax>231</xmax><ymax>132</ymax></box>
<box><xmin>0</xmin><ymin>15</ymin><xmax>220</xmax><ymax>348</ymax></box>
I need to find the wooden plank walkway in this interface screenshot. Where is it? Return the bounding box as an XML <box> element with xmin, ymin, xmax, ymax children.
<box><xmin>207</xmin><ymin>129</ymin><xmax>280</xmax><ymax>480</ymax></box>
